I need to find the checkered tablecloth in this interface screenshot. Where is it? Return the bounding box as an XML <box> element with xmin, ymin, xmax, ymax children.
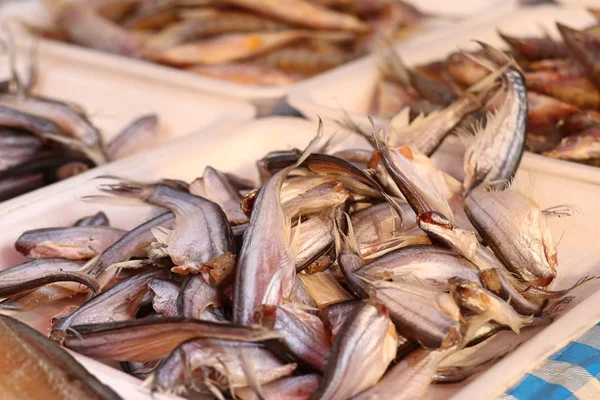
<box><xmin>502</xmin><ymin>323</ymin><xmax>600</xmax><ymax>400</ymax></box>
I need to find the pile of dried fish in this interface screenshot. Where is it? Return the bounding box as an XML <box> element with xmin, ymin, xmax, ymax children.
<box><xmin>31</xmin><ymin>0</ymin><xmax>427</xmax><ymax>86</ymax></box>
<box><xmin>1</xmin><ymin>60</ymin><xmax>593</xmax><ymax>399</ymax></box>
<box><xmin>369</xmin><ymin>8</ymin><xmax>600</xmax><ymax>165</ymax></box>
<box><xmin>0</xmin><ymin>41</ymin><xmax>160</xmax><ymax>201</ymax></box>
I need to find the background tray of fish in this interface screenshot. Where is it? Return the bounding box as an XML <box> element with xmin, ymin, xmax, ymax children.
<box><xmin>1</xmin><ymin>116</ymin><xmax>600</xmax><ymax>399</ymax></box>
<box><xmin>0</xmin><ymin>0</ymin><xmax>518</xmax><ymax>115</ymax></box>
<box><xmin>0</xmin><ymin>38</ymin><xmax>255</xmax><ymax>203</ymax></box>
<box><xmin>288</xmin><ymin>4</ymin><xmax>600</xmax><ymax>177</ymax></box>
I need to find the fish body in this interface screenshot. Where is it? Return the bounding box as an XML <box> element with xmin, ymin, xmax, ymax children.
<box><xmin>463</xmin><ymin>68</ymin><xmax>527</xmax><ymax>193</ymax></box>
<box><xmin>0</xmin><ymin>315</ymin><xmax>122</xmax><ymax>400</ymax></box>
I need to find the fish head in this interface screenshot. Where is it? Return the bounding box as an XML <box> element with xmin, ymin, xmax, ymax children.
<box><xmin>450</xmin><ymin>279</ymin><xmax>488</xmax><ymax>314</ymax></box>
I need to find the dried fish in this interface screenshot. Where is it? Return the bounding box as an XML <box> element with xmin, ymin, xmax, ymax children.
<box><xmin>59</xmin><ymin>317</ymin><xmax>280</xmax><ymax>361</ymax></box>
<box><xmin>106</xmin><ymin>114</ymin><xmax>159</xmax><ymax>161</ymax></box>
<box><xmin>356</xmin><ymin>245</ymin><xmax>480</xmax><ymax>290</ymax></box>
<box><xmin>258</xmin><ymin>304</ymin><xmax>330</xmax><ymax>372</ymax></box>
<box><xmin>15</xmin><ymin>226</ymin><xmax>126</xmax><ymax>260</ymax></box>
<box><xmin>462</xmin><ymin>67</ymin><xmax>527</xmax><ymax>193</ymax></box>
<box><xmin>150</xmin><ymin>338</ymin><xmax>297</xmax><ymax>393</ymax></box>
<box><xmin>309</xmin><ymin>301</ymin><xmax>397</xmax><ymax>399</ymax></box>
<box><xmin>0</xmin><ymin>315</ymin><xmax>122</xmax><ymax>399</ymax></box>
<box><xmin>557</xmin><ymin>23</ymin><xmax>600</xmax><ymax>89</ymax></box>
<box><xmin>364</xmin><ymin>279</ymin><xmax>462</xmax><ymax>349</ymax></box>
<box><xmin>177</xmin><ymin>274</ymin><xmax>221</xmax><ymax>318</ymax></box>
<box><xmin>85</xmin><ymin>212</ymin><xmax>175</xmax><ymax>278</ymax></box>
<box><xmin>74</xmin><ymin>211</ymin><xmax>110</xmax><ymax>227</ymax></box>
<box><xmin>98</xmin><ymin>182</ymin><xmax>235</xmax><ymax>275</ymax></box>
<box><xmin>352</xmin><ymin>346</ymin><xmax>457</xmax><ymax>400</ymax></box>
<box><xmin>0</xmin><ymin>258</ymin><xmax>98</xmax><ymax>298</ymax></box>
<box><xmin>189</xmin><ymin>166</ymin><xmax>249</xmax><ymax>225</ymax></box>
<box><xmin>51</xmin><ymin>269</ymin><xmax>169</xmax><ymax>336</ymax></box>
<box><xmin>464</xmin><ymin>186</ymin><xmax>557</xmax><ymax>286</ymax></box>
<box><xmin>148</xmin><ymin>277</ymin><xmax>180</xmax><ymax>317</ymax></box>
<box><xmin>236</xmin><ymin>374</ymin><xmax>321</xmax><ymax>400</ymax></box>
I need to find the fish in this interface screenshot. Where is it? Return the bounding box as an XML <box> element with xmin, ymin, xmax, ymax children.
<box><xmin>98</xmin><ymin>182</ymin><xmax>235</xmax><ymax>275</ymax></box>
<box><xmin>146</xmin><ymin>30</ymin><xmax>345</xmax><ymax>66</ymax></box>
<box><xmin>557</xmin><ymin>23</ymin><xmax>600</xmax><ymax>90</ymax></box>
<box><xmin>0</xmin><ymin>315</ymin><xmax>122</xmax><ymax>400</ymax></box>
<box><xmin>452</xmin><ymin>279</ymin><xmax>535</xmax><ymax>335</ymax></box>
<box><xmin>498</xmin><ymin>31</ymin><xmax>569</xmax><ymax>61</ymax></box>
<box><xmin>236</xmin><ymin>374</ymin><xmax>321</xmax><ymax>400</ymax></box>
<box><xmin>527</xmin><ymin>76</ymin><xmax>600</xmax><ymax>110</ymax></box>
<box><xmin>293</xmin><ymin>217</ymin><xmax>334</xmax><ymax>272</ymax></box>
<box><xmin>49</xmin><ymin>1</ymin><xmax>142</xmax><ymax>56</ymax></box>
<box><xmin>257</xmin><ymin>304</ymin><xmax>331</xmax><ymax>372</ymax></box>
<box><xmin>147</xmin><ymin>11</ymin><xmax>291</xmax><ymax>50</ymax></box>
<box><xmin>121</xmin><ymin>0</ymin><xmax>177</xmax><ymax>30</ymax></box>
<box><xmin>177</xmin><ymin>274</ymin><xmax>221</xmax><ymax>318</ymax></box>
<box><xmin>376</xmin><ymin>145</ymin><xmax>460</xmax><ymax>222</ymax></box>
<box><xmin>0</xmin><ymin>283</ymin><xmax>79</xmax><ymax>313</ymax></box>
<box><xmin>15</xmin><ymin>226</ymin><xmax>126</xmax><ymax>260</ymax></box>
<box><xmin>363</xmin><ymin>279</ymin><xmax>462</xmax><ymax>349</ymax></box>
<box><xmin>369</xmin><ymin>79</ymin><xmax>419</xmax><ymax>118</ymax></box>
<box><xmin>189</xmin><ymin>166</ymin><xmax>249</xmax><ymax>225</ymax></box>
<box><xmin>464</xmin><ymin>186</ymin><xmax>557</xmax><ymax>286</ymax></box>
<box><xmin>0</xmin><ymin>129</ymin><xmax>40</xmax><ymax>171</ymax></box>
<box><xmin>219</xmin><ymin>0</ymin><xmax>368</xmax><ymax>31</ymax></box>
<box><xmin>544</xmin><ymin>125</ymin><xmax>600</xmax><ymax>160</ymax></box>
<box><xmin>84</xmin><ymin>212</ymin><xmax>175</xmax><ymax>279</ymax></box>
<box><xmin>74</xmin><ymin>211</ymin><xmax>110</xmax><ymax>227</ymax></box>
<box><xmin>352</xmin><ymin>346</ymin><xmax>458</xmax><ymax>400</ymax></box>
<box><xmin>0</xmin><ymin>258</ymin><xmax>98</xmax><ymax>298</ymax></box>
<box><xmin>434</xmin><ymin>329</ymin><xmax>536</xmax><ymax>383</ymax></box>
<box><xmin>149</xmin><ymin>338</ymin><xmax>297</xmax><ymax>394</ymax></box>
<box><xmin>0</xmin><ymin>96</ymin><xmax>107</xmax><ymax>165</ymax></box>
<box><xmin>106</xmin><ymin>114</ymin><xmax>159</xmax><ymax>161</ymax></box>
<box><xmin>319</xmin><ymin>299</ymin><xmax>361</xmax><ymax>339</ymax></box>
<box><xmin>51</xmin><ymin>269</ymin><xmax>170</xmax><ymax>336</ymax></box>
<box><xmin>283</xmin><ymin>181</ymin><xmax>350</xmax><ymax>219</ymax></box>
<box><xmin>261</xmin><ymin>45</ymin><xmax>356</xmax><ymax>75</ymax></box>
<box><xmin>309</xmin><ymin>301</ymin><xmax>397</xmax><ymax>400</ymax></box>
<box><xmin>527</xmin><ymin>92</ymin><xmax>578</xmax><ymax>136</ymax></box>
<box><xmin>190</xmin><ymin>63</ymin><xmax>302</xmax><ymax>86</ymax></box>
<box><xmin>479</xmin><ymin>269</ymin><xmax>545</xmax><ymax>316</ymax></box>
<box><xmin>462</xmin><ymin>67</ymin><xmax>527</xmax><ymax>193</ymax></box>
<box><xmin>560</xmin><ymin>110</ymin><xmax>600</xmax><ymax>136</ymax></box>
<box><xmin>356</xmin><ymin>245</ymin><xmax>480</xmax><ymax>290</ymax></box>
<box><xmin>59</xmin><ymin>317</ymin><xmax>280</xmax><ymax>362</ymax></box>
<box><xmin>379</xmin><ymin>49</ymin><xmax>457</xmax><ymax>106</ymax></box>
<box><xmin>385</xmin><ymin>88</ymin><xmax>488</xmax><ymax>156</ymax></box>
<box><xmin>298</xmin><ymin>270</ymin><xmax>354</xmax><ymax>309</ymax></box>
<box><xmin>233</xmin><ymin>131</ymin><xmax>321</xmax><ymax>325</ymax></box>
<box><xmin>445</xmin><ymin>52</ymin><xmax>490</xmax><ymax>87</ymax></box>
<box><xmin>148</xmin><ymin>277</ymin><xmax>180</xmax><ymax>317</ymax></box>
<box><xmin>0</xmin><ymin>174</ymin><xmax>45</xmax><ymax>201</ymax></box>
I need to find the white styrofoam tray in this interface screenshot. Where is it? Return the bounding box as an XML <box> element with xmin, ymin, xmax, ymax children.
<box><xmin>1</xmin><ymin>117</ymin><xmax>600</xmax><ymax>399</ymax></box>
<box><xmin>0</xmin><ymin>38</ymin><xmax>255</xmax><ymax>202</ymax></box>
<box><xmin>0</xmin><ymin>0</ymin><xmax>518</xmax><ymax>116</ymax></box>
<box><xmin>287</xmin><ymin>5</ymin><xmax>597</xmax><ymax>132</ymax></box>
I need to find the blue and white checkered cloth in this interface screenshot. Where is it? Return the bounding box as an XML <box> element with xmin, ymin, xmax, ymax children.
<box><xmin>502</xmin><ymin>322</ymin><xmax>600</xmax><ymax>400</ymax></box>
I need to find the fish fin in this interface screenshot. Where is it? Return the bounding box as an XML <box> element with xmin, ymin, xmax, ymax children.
<box><xmin>387</xmin><ymin>106</ymin><xmax>411</xmax><ymax>134</ymax></box>
<box><xmin>376</xmin><ymin>47</ymin><xmax>412</xmax><ymax>90</ymax></box>
<box><xmin>542</xmin><ymin>204</ymin><xmax>581</xmax><ymax>219</ymax></box>
<box><xmin>335</xmin><ymin>110</ymin><xmax>375</xmax><ymax>147</ymax></box>
<box><xmin>151</xmin><ymin>226</ymin><xmax>174</xmax><ymax>245</ymax></box>
<box><xmin>342</xmin><ymin>213</ymin><xmax>362</xmax><ymax>255</ymax></box>
<box><xmin>453</xmin><ymin>126</ymin><xmax>476</xmax><ymax>148</ymax></box>
<box><xmin>239</xmin><ymin>350</ymin><xmax>266</xmax><ymax>400</ymax></box>
<box><xmin>362</xmin><ymin>235</ymin><xmax>431</xmax><ymax>259</ymax></box>
<box><xmin>289</xmin><ymin>216</ymin><xmax>303</xmax><ymax>260</ymax></box>
<box><xmin>80</xmin><ymin>194</ymin><xmax>146</xmax><ymax>206</ymax></box>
